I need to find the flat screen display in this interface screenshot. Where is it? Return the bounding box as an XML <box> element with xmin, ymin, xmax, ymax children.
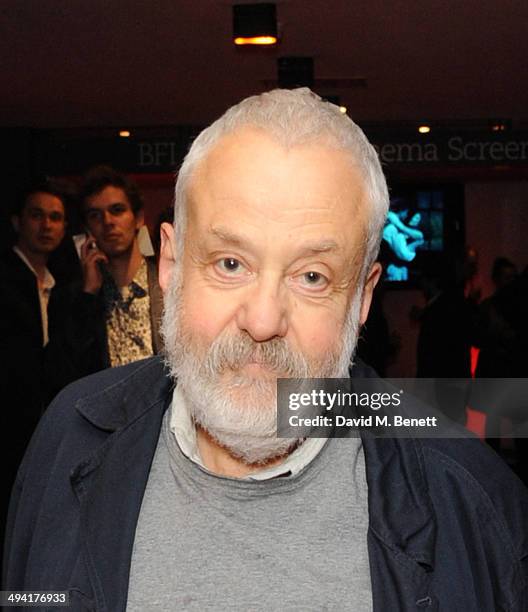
<box><xmin>380</xmin><ymin>184</ymin><xmax>464</xmax><ymax>287</ymax></box>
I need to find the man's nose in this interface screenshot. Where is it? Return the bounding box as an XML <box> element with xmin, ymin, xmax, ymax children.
<box><xmin>235</xmin><ymin>276</ymin><xmax>288</xmax><ymax>342</ymax></box>
<box><xmin>102</xmin><ymin>211</ymin><xmax>114</xmax><ymax>226</ymax></box>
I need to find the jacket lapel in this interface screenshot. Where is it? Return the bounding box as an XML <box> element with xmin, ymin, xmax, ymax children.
<box><xmin>351</xmin><ymin>361</ymin><xmax>438</xmax><ymax>610</ymax></box>
<box><xmin>363</xmin><ymin>434</ymin><xmax>438</xmax><ymax>610</ymax></box>
<box><xmin>70</xmin><ymin>358</ymin><xmax>172</xmax><ymax>612</ymax></box>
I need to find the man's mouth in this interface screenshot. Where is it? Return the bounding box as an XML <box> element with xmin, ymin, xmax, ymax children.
<box><xmin>224</xmin><ymin>359</ymin><xmax>275</xmax><ymax>375</ymax></box>
<box><xmin>241</xmin><ymin>360</ymin><xmax>279</xmax><ymax>379</ymax></box>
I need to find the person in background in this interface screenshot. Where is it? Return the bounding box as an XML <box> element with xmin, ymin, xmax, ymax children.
<box><xmin>491</xmin><ymin>265</ymin><xmax>528</xmax><ymax>483</ymax></box>
<box><xmin>416</xmin><ymin>254</ymin><xmax>474</xmax><ymax>377</ymax></box>
<box><xmin>70</xmin><ymin>166</ymin><xmax>163</xmax><ymax>375</ymax></box>
<box><xmin>473</xmin><ymin>258</ymin><xmax>526</xmax><ymax>480</ymax></box>
<box><xmin>491</xmin><ymin>256</ymin><xmax>517</xmax><ymax>291</ymax></box>
<box><xmin>415</xmin><ymin>252</ymin><xmax>478</xmax><ymax>425</ymax></box>
<box><xmin>0</xmin><ymin>179</ymin><xmax>69</xmax><ymax>549</ymax></box>
<box><xmin>474</xmin><ymin>256</ymin><xmax>518</xmax><ymax>379</ymax></box>
<box><xmin>463</xmin><ymin>244</ymin><xmax>482</xmax><ymax>304</ymax></box>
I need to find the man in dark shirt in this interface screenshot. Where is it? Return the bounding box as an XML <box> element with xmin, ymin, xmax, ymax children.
<box><xmin>0</xmin><ymin>179</ymin><xmax>68</xmax><ymax>545</ymax></box>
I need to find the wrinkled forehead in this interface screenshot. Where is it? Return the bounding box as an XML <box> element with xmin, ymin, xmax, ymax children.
<box><xmin>186</xmin><ymin>127</ymin><xmax>368</xmax><ymax>245</ymax></box>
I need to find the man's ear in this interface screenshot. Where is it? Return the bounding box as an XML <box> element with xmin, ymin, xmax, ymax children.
<box><xmin>359</xmin><ymin>262</ymin><xmax>382</xmax><ymax>325</ymax></box>
<box><xmin>158</xmin><ymin>222</ymin><xmax>178</xmax><ymax>294</ymax></box>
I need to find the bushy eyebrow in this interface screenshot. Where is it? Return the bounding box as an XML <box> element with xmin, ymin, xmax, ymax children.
<box><xmin>209</xmin><ymin>225</ymin><xmax>340</xmax><ymax>257</ymax></box>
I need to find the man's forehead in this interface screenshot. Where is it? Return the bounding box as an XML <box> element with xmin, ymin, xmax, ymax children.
<box><xmin>25</xmin><ymin>192</ymin><xmax>65</xmax><ymax>213</ymax></box>
<box><xmin>188</xmin><ymin>127</ymin><xmax>367</xmax><ymax>217</ymax></box>
<box><xmin>183</xmin><ymin>133</ymin><xmax>367</xmax><ymax>270</ymax></box>
<box><xmin>192</xmin><ymin>125</ymin><xmax>360</xmax><ymax>173</ymax></box>
<box><xmin>85</xmin><ymin>186</ymin><xmax>130</xmax><ymax>208</ymax></box>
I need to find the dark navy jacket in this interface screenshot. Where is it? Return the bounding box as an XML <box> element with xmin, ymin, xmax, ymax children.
<box><xmin>4</xmin><ymin>357</ymin><xmax>528</xmax><ymax>611</ymax></box>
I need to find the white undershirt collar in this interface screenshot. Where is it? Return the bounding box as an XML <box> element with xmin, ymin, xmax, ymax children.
<box><xmin>169</xmin><ymin>385</ymin><xmax>327</xmax><ymax>481</ymax></box>
<box><xmin>13</xmin><ymin>246</ymin><xmax>55</xmax><ymax>346</ymax></box>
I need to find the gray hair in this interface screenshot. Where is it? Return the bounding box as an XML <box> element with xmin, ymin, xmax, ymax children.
<box><xmin>174</xmin><ymin>87</ymin><xmax>389</xmax><ymax>278</ymax></box>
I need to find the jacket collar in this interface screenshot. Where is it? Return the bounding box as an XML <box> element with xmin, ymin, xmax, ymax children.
<box><xmin>74</xmin><ymin>356</ymin><xmax>172</xmax><ymax>431</ymax></box>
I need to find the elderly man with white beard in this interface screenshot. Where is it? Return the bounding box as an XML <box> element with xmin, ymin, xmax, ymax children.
<box><xmin>4</xmin><ymin>89</ymin><xmax>528</xmax><ymax>612</ymax></box>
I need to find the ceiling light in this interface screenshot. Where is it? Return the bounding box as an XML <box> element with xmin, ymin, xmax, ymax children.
<box><xmin>234</xmin><ymin>35</ymin><xmax>277</xmax><ymax>45</ymax></box>
<box><xmin>233</xmin><ymin>3</ymin><xmax>277</xmax><ymax>46</ymax></box>
<box><xmin>339</xmin><ymin>106</ymin><xmax>347</xmax><ymax>114</ymax></box>
<box><xmin>418</xmin><ymin>125</ymin><xmax>431</xmax><ymax>134</ymax></box>
<box><xmin>119</xmin><ymin>130</ymin><xmax>131</xmax><ymax>138</ymax></box>
<box><xmin>491</xmin><ymin>123</ymin><xmax>506</xmax><ymax>132</ymax></box>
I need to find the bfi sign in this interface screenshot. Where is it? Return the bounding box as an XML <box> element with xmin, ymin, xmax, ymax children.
<box><xmin>135</xmin><ymin>133</ymin><xmax>528</xmax><ymax>171</ymax></box>
<box><xmin>138</xmin><ymin>142</ymin><xmax>183</xmax><ymax>167</ymax></box>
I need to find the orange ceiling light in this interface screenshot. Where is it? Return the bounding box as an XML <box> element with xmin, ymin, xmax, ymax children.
<box><xmin>234</xmin><ymin>35</ymin><xmax>277</xmax><ymax>46</ymax></box>
<box><xmin>233</xmin><ymin>3</ymin><xmax>277</xmax><ymax>47</ymax></box>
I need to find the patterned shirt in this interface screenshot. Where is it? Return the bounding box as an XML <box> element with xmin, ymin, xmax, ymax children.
<box><xmin>104</xmin><ymin>259</ymin><xmax>153</xmax><ymax>367</ymax></box>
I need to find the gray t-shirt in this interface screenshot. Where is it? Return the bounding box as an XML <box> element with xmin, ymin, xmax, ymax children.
<box><xmin>127</xmin><ymin>411</ymin><xmax>372</xmax><ymax>611</ymax></box>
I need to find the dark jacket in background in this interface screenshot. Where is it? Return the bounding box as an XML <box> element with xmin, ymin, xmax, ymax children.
<box><xmin>4</xmin><ymin>357</ymin><xmax>528</xmax><ymax>611</ymax></box>
<box><xmin>0</xmin><ymin>248</ymin><xmax>80</xmax><ymax>551</ymax></box>
<box><xmin>416</xmin><ymin>288</ymin><xmax>475</xmax><ymax>379</ymax></box>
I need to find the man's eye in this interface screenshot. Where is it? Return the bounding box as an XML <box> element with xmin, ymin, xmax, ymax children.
<box><xmin>300</xmin><ymin>271</ymin><xmax>328</xmax><ymax>288</ymax></box>
<box><xmin>110</xmin><ymin>205</ymin><xmax>126</xmax><ymax>215</ymax></box>
<box><xmin>216</xmin><ymin>258</ymin><xmax>244</xmax><ymax>274</ymax></box>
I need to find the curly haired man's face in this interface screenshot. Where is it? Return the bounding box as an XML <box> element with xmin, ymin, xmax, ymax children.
<box><xmin>84</xmin><ymin>186</ymin><xmax>143</xmax><ymax>257</ymax></box>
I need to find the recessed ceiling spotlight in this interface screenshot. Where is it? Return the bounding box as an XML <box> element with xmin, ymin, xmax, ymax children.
<box><xmin>119</xmin><ymin>130</ymin><xmax>131</xmax><ymax>138</ymax></box>
<box><xmin>339</xmin><ymin>106</ymin><xmax>347</xmax><ymax>114</ymax></box>
<box><xmin>418</xmin><ymin>125</ymin><xmax>431</xmax><ymax>134</ymax></box>
<box><xmin>233</xmin><ymin>3</ymin><xmax>277</xmax><ymax>46</ymax></box>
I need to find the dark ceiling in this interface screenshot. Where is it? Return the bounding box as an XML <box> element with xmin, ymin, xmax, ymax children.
<box><xmin>2</xmin><ymin>0</ymin><xmax>528</xmax><ymax>129</ymax></box>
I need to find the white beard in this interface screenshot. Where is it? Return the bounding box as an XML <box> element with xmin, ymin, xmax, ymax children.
<box><xmin>161</xmin><ymin>268</ymin><xmax>363</xmax><ymax>465</ymax></box>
